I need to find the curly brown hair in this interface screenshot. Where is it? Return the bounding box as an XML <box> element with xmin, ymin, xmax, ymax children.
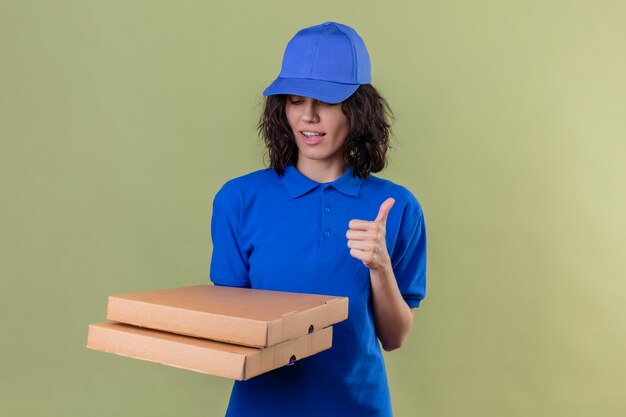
<box><xmin>257</xmin><ymin>84</ymin><xmax>395</xmax><ymax>179</ymax></box>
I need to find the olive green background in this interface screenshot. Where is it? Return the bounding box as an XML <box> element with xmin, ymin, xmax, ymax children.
<box><xmin>1</xmin><ymin>1</ymin><xmax>625</xmax><ymax>416</ymax></box>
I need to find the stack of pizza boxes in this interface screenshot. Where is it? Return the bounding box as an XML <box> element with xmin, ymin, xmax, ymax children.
<box><xmin>87</xmin><ymin>285</ymin><xmax>348</xmax><ymax>380</ymax></box>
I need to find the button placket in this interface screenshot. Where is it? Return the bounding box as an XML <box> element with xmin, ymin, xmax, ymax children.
<box><xmin>320</xmin><ymin>186</ymin><xmax>332</xmax><ymax>255</ymax></box>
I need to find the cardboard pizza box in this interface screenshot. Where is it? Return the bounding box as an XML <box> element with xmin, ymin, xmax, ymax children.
<box><xmin>87</xmin><ymin>322</ymin><xmax>332</xmax><ymax>380</ymax></box>
<box><xmin>106</xmin><ymin>285</ymin><xmax>348</xmax><ymax>348</ymax></box>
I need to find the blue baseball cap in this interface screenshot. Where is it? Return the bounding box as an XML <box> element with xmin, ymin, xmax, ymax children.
<box><xmin>263</xmin><ymin>21</ymin><xmax>372</xmax><ymax>104</ymax></box>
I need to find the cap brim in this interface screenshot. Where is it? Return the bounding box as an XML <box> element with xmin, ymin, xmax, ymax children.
<box><xmin>263</xmin><ymin>77</ymin><xmax>360</xmax><ymax>104</ymax></box>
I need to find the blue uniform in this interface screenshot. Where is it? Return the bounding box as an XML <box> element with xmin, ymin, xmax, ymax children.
<box><xmin>210</xmin><ymin>165</ymin><xmax>427</xmax><ymax>417</ymax></box>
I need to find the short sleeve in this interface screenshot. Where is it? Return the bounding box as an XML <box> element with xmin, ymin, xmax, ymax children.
<box><xmin>209</xmin><ymin>186</ymin><xmax>251</xmax><ymax>288</ymax></box>
<box><xmin>391</xmin><ymin>197</ymin><xmax>427</xmax><ymax>308</ymax></box>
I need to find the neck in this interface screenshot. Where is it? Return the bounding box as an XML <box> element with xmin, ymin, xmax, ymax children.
<box><xmin>296</xmin><ymin>158</ymin><xmax>347</xmax><ymax>183</ymax></box>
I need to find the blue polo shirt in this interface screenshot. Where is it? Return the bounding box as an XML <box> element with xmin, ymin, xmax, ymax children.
<box><xmin>210</xmin><ymin>165</ymin><xmax>426</xmax><ymax>417</ymax></box>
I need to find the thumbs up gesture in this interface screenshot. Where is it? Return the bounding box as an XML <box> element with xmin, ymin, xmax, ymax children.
<box><xmin>346</xmin><ymin>197</ymin><xmax>395</xmax><ymax>271</ymax></box>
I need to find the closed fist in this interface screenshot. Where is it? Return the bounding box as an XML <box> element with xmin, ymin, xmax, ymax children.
<box><xmin>346</xmin><ymin>197</ymin><xmax>395</xmax><ymax>271</ymax></box>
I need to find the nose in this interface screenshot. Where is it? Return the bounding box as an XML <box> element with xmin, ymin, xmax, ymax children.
<box><xmin>302</xmin><ymin>99</ymin><xmax>319</xmax><ymax>123</ymax></box>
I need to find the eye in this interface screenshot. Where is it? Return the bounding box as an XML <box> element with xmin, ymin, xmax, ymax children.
<box><xmin>288</xmin><ymin>95</ymin><xmax>304</xmax><ymax>104</ymax></box>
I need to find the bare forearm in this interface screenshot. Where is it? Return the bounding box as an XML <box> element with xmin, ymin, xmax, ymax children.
<box><xmin>346</xmin><ymin>197</ymin><xmax>414</xmax><ymax>351</ymax></box>
<box><xmin>370</xmin><ymin>263</ymin><xmax>414</xmax><ymax>351</ymax></box>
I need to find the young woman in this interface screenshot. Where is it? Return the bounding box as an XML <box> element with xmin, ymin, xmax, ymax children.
<box><xmin>210</xmin><ymin>21</ymin><xmax>427</xmax><ymax>417</ymax></box>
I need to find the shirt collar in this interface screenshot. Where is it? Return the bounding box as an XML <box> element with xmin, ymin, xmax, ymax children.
<box><xmin>281</xmin><ymin>165</ymin><xmax>362</xmax><ymax>198</ymax></box>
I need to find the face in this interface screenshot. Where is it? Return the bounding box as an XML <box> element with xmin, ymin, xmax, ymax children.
<box><xmin>284</xmin><ymin>94</ymin><xmax>350</xmax><ymax>169</ymax></box>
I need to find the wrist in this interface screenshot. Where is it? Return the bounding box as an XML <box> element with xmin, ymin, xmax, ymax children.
<box><xmin>369</xmin><ymin>256</ymin><xmax>392</xmax><ymax>275</ymax></box>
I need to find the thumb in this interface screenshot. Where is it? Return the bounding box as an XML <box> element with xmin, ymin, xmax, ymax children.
<box><xmin>374</xmin><ymin>197</ymin><xmax>395</xmax><ymax>224</ymax></box>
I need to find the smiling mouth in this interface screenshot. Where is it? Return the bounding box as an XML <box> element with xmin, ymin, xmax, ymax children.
<box><xmin>300</xmin><ymin>131</ymin><xmax>326</xmax><ymax>145</ymax></box>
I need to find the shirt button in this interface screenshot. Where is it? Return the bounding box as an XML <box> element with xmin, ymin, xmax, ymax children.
<box><xmin>324</xmin><ymin>188</ymin><xmax>330</xmax><ymax>193</ymax></box>
<box><xmin>324</xmin><ymin>206</ymin><xmax>331</xmax><ymax>213</ymax></box>
<box><xmin>324</xmin><ymin>230</ymin><xmax>330</xmax><ymax>238</ymax></box>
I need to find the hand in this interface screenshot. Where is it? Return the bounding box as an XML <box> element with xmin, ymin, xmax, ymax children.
<box><xmin>346</xmin><ymin>197</ymin><xmax>395</xmax><ymax>271</ymax></box>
